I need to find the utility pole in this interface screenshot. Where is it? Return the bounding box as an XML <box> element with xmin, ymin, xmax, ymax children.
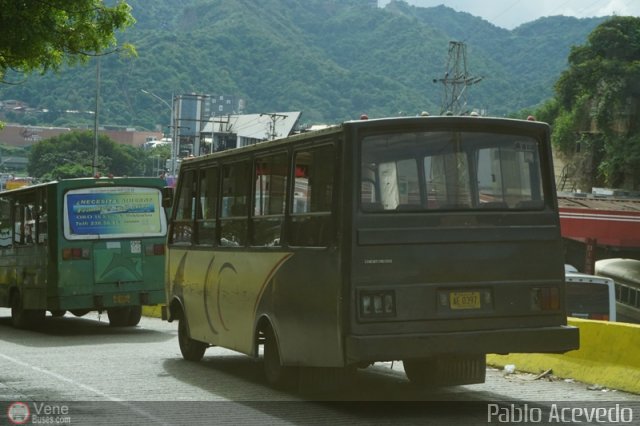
<box><xmin>260</xmin><ymin>113</ymin><xmax>288</xmax><ymax>140</ymax></box>
<box><xmin>93</xmin><ymin>56</ymin><xmax>101</xmax><ymax>177</ymax></box>
<box><xmin>433</xmin><ymin>41</ymin><xmax>482</xmax><ymax>115</ymax></box>
<box><xmin>211</xmin><ymin>115</ymin><xmax>232</xmax><ymax>151</ymax></box>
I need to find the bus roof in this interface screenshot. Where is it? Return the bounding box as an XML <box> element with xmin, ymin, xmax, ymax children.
<box><xmin>180</xmin><ymin>115</ymin><xmax>550</xmax><ymax>168</ymax></box>
<box><xmin>0</xmin><ymin>176</ymin><xmax>167</xmax><ymax>195</ymax></box>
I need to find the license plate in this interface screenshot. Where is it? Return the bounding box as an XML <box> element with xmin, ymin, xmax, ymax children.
<box><xmin>113</xmin><ymin>294</ymin><xmax>131</xmax><ymax>304</ymax></box>
<box><xmin>450</xmin><ymin>291</ymin><xmax>481</xmax><ymax>310</ymax></box>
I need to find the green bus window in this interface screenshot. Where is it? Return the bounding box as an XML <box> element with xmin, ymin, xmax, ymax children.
<box><xmin>173</xmin><ymin>170</ymin><xmax>196</xmax><ymax>244</ymax></box>
<box><xmin>289</xmin><ymin>145</ymin><xmax>335</xmax><ymax>247</ymax></box>
<box><xmin>220</xmin><ymin>160</ymin><xmax>250</xmax><ymax>247</ymax></box>
<box><xmin>252</xmin><ymin>153</ymin><xmax>287</xmax><ymax>247</ymax></box>
<box><xmin>12</xmin><ymin>197</ymin><xmax>36</xmax><ymax>246</ymax></box>
<box><xmin>37</xmin><ymin>195</ymin><xmax>48</xmax><ymax>245</ymax></box>
<box><xmin>196</xmin><ymin>167</ymin><xmax>218</xmax><ymax>245</ymax></box>
<box><xmin>0</xmin><ymin>198</ymin><xmax>11</xmax><ymax>248</ymax></box>
<box><xmin>24</xmin><ymin>202</ymin><xmax>36</xmax><ymax>245</ymax></box>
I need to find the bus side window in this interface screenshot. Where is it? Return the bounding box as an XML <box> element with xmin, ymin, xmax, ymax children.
<box><xmin>37</xmin><ymin>193</ymin><xmax>48</xmax><ymax>245</ymax></box>
<box><xmin>252</xmin><ymin>153</ymin><xmax>287</xmax><ymax>247</ymax></box>
<box><xmin>0</xmin><ymin>198</ymin><xmax>11</xmax><ymax>248</ymax></box>
<box><xmin>196</xmin><ymin>166</ymin><xmax>218</xmax><ymax>245</ymax></box>
<box><xmin>220</xmin><ymin>160</ymin><xmax>250</xmax><ymax>247</ymax></box>
<box><xmin>172</xmin><ymin>170</ymin><xmax>197</xmax><ymax>244</ymax></box>
<box><xmin>12</xmin><ymin>196</ymin><xmax>37</xmax><ymax>246</ymax></box>
<box><xmin>289</xmin><ymin>145</ymin><xmax>335</xmax><ymax>247</ymax></box>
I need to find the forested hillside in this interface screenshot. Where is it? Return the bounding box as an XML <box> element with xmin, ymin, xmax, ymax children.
<box><xmin>0</xmin><ymin>0</ymin><xmax>605</xmax><ymax>130</ymax></box>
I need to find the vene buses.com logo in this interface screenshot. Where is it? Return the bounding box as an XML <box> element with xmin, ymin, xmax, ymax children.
<box><xmin>7</xmin><ymin>401</ymin><xmax>31</xmax><ymax>425</ymax></box>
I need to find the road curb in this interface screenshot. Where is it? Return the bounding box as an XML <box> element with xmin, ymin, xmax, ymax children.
<box><xmin>488</xmin><ymin>318</ymin><xmax>640</xmax><ymax>394</ymax></box>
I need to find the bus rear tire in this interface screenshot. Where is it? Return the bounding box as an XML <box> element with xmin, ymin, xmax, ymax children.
<box><xmin>107</xmin><ymin>307</ymin><xmax>132</xmax><ymax>327</ymax></box>
<box><xmin>403</xmin><ymin>354</ymin><xmax>486</xmax><ymax>386</ymax></box>
<box><xmin>178</xmin><ymin>316</ymin><xmax>207</xmax><ymax>362</ymax></box>
<box><xmin>127</xmin><ymin>305</ymin><xmax>142</xmax><ymax>326</ymax></box>
<box><xmin>10</xmin><ymin>293</ymin><xmax>45</xmax><ymax>329</ymax></box>
<box><xmin>263</xmin><ymin>326</ymin><xmax>297</xmax><ymax>389</ymax></box>
<box><xmin>50</xmin><ymin>310</ymin><xmax>66</xmax><ymax>317</ymax></box>
<box><xmin>70</xmin><ymin>309</ymin><xmax>90</xmax><ymax>317</ymax></box>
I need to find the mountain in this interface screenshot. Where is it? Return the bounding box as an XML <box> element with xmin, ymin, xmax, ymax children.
<box><xmin>0</xmin><ymin>0</ymin><xmax>606</xmax><ymax>131</ymax></box>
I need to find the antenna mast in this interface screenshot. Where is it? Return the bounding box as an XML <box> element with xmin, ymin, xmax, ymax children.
<box><xmin>433</xmin><ymin>41</ymin><xmax>482</xmax><ymax>115</ymax></box>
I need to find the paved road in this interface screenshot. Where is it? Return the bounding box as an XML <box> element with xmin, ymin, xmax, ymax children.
<box><xmin>1</xmin><ymin>308</ymin><xmax>638</xmax><ymax>425</ymax></box>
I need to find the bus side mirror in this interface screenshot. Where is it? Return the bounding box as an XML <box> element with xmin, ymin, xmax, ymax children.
<box><xmin>162</xmin><ymin>187</ymin><xmax>174</xmax><ymax>208</ymax></box>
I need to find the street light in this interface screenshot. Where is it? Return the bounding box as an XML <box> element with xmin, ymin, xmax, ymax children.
<box><xmin>141</xmin><ymin>89</ymin><xmax>176</xmax><ymax>175</ymax></box>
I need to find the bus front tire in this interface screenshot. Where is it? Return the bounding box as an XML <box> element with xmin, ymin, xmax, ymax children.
<box><xmin>263</xmin><ymin>326</ymin><xmax>297</xmax><ymax>389</ymax></box>
<box><xmin>178</xmin><ymin>317</ymin><xmax>207</xmax><ymax>362</ymax></box>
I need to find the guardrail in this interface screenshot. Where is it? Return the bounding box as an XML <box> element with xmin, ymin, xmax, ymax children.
<box><xmin>488</xmin><ymin>318</ymin><xmax>640</xmax><ymax>394</ymax></box>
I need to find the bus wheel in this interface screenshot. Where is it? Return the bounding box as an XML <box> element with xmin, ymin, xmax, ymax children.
<box><xmin>178</xmin><ymin>316</ymin><xmax>207</xmax><ymax>362</ymax></box>
<box><xmin>402</xmin><ymin>358</ymin><xmax>437</xmax><ymax>385</ymax></box>
<box><xmin>10</xmin><ymin>293</ymin><xmax>44</xmax><ymax>329</ymax></box>
<box><xmin>107</xmin><ymin>307</ymin><xmax>132</xmax><ymax>327</ymax></box>
<box><xmin>263</xmin><ymin>326</ymin><xmax>297</xmax><ymax>389</ymax></box>
<box><xmin>50</xmin><ymin>310</ymin><xmax>66</xmax><ymax>317</ymax></box>
<box><xmin>127</xmin><ymin>305</ymin><xmax>142</xmax><ymax>326</ymax></box>
<box><xmin>403</xmin><ymin>354</ymin><xmax>486</xmax><ymax>386</ymax></box>
<box><xmin>70</xmin><ymin>309</ymin><xmax>90</xmax><ymax>317</ymax></box>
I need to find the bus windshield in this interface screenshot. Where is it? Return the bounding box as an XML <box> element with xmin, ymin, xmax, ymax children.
<box><xmin>63</xmin><ymin>186</ymin><xmax>167</xmax><ymax>239</ymax></box>
<box><xmin>361</xmin><ymin>131</ymin><xmax>544</xmax><ymax>211</ymax></box>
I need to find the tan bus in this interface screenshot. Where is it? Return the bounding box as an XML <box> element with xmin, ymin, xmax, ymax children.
<box><xmin>162</xmin><ymin>116</ymin><xmax>579</xmax><ymax>390</ymax></box>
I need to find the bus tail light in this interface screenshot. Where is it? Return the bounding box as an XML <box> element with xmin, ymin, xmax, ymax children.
<box><xmin>531</xmin><ymin>287</ymin><xmax>560</xmax><ymax>311</ymax></box>
<box><xmin>145</xmin><ymin>244</ymin><xmax>165</xmax><ymax>256</ymax></box>
<box><xmin>62</xmin><ymin>248</ymin><xmax>90</xmax><ymax>260</ymax></box>
<box><xmin>360</xmin><ymin>290</ymin><xmax>396</xmax><ymax>318</ymax></box>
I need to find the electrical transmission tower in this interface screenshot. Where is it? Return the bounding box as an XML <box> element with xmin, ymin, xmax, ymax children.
<box><xmin>433</xmin><ymin>41</ymin><xmax>483</xmax><ymax>115</ymax></box>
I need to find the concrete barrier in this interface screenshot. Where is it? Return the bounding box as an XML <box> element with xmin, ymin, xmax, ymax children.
<box><xmin>488</xmin><ymin>318</ymin><xmax>640</xmax><ymax>394</ymax></box>
<box><xmin>142</xmin><ymin>305</ymin><xmax>162</xmax><ymax>319</ymax></box>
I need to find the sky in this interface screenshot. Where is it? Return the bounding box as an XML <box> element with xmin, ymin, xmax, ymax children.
<box><xmin>378</xmin><ymin>0</ymin><xmax>640</xmax><ymax>29</ymax></box>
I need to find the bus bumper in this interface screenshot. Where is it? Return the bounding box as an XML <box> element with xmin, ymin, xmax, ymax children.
<box><xmin>345</xmin><ymin>325</ymin><xmax>579</xmax><ymax>363</ymax></box>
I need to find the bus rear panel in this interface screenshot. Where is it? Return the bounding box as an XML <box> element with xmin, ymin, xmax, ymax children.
<box><xmin>347</xmin><ymin>118</ymin><xmax>578</xmax><ymax>383</ymax></box>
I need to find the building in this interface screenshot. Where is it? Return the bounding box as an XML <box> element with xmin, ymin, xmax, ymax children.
<box><xmin>200</xmin><ymin>112</ymin><xmax>302</xmax><ymax>152</ymax></box>
<box><xmin>0</xmin><ymin>124</ymin><xmax>161</xmax><ymax>148</ymax></box>
<box><xmin>173</xmin><ymin>93</ymin><xmax>242</xmax><ymax>157</ymax></box>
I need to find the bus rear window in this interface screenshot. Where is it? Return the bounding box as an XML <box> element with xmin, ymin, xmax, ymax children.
<box><xmin>361</xmin><ymin>131</ymin><xmax>545</xmax><ymax>212</ymax></box>
<box><xmin>63</xmin><ymin>186</ymin><xmax>167</xmax><ymax>240</ymax></box>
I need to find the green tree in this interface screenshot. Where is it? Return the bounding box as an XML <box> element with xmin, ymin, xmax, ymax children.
<box><xmin>28</xmin><ymin>131</ymin><xmax>145</xmax><ymax>179</ymax></box>
<box><xmin>0</xmin><ymin>0</ymin><xmax>135</xmax><ymax>83</ymax></box>
<box><xmin>553</xmin><ymin>16</ymin><xmax>640</xmax><ymax>189</ymax></box>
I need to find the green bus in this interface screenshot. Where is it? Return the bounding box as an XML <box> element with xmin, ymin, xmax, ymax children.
<box><xmin>0</xmin><ymin>177</ymin><xmax>168</xmax><ymax>328</ymax></box>
<box><xmin>163</xmin><ymin>116</ymin><xmax>579</xmax><ymax>389</ymax></box>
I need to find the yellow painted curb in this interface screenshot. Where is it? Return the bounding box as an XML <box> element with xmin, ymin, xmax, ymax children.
<box><xmin>142</xmin><ymin>304</ymin><xmax>163</xmax><ymax>319</ymax></box>
<box><xmin>488</xmin><ymin>318</ymin><xmax>640</xmax><ymax>394</ymax></box>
